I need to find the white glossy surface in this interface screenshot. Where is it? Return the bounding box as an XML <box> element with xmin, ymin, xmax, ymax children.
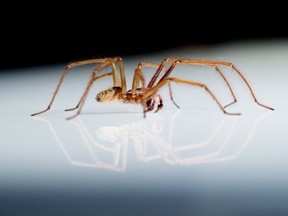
<box><xmin>1</xmin><ymin>40</ymin><xmax>288</xmax><ymax>216</ymax></box>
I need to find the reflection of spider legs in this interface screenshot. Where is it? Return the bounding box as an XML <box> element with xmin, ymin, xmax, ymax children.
<box><xmin>142</xmin><ymin>77</ymin><xmax>242</xmax><ymax>117</ymax></box>
<box><xmin>33</xmin><ymin>116</ymin><xmax>128</xmax><ymax>171</ymax></box>
<box><xmin>179</xmin><ymin>111</ymin><xmax>272</xmax><ymax>165</ymax></box>
<box><xmin>144</xmin><ymin>58</ymin><xmax>274</xmax><ymax>110</ymax></box>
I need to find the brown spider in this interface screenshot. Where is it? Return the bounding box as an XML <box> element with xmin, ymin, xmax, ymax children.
<box><xmin>31</xmin><ymin>57</ymin><xmax>274</xmax><ymax>120</ymax></box>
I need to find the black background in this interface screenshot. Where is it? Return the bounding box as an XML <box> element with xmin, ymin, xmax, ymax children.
<box><xmin>2</xmin><ymin>5</ymin><xmax>288</xmax><ymax>71</ymax></box>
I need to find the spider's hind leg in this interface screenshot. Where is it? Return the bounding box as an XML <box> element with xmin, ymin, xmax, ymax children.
<box><xmin>64</xmin><ymin>72</ymin><xmax>113</xmax><ymax>112</ymax></box>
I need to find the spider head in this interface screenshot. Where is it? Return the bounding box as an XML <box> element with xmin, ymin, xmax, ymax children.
<box><xmin>96</xmin><ymin>87</ymin><xmax>122</xmax><ymax>103</ymax></box>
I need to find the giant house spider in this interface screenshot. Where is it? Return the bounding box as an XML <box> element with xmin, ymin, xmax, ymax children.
<box><xmin>31</xmin><ymin>57</ymin><xmax>274</xmax><ymax>120</ymax></box>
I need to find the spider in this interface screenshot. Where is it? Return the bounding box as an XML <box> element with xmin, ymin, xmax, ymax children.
<box><xmin>31</xmin><ymin>57</ymin><xmax>274</xmax><ymax>120</ymax></box>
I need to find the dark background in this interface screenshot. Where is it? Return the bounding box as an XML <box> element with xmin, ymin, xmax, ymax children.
<box><xmin>2</xmin><ymin>5</ymin><xmax>288</xmax><ymax>71</ymax></box>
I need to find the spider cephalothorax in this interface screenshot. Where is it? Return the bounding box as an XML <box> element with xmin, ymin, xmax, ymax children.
<box><xmin>31</xmin><ymin>57</ymin><xmax>274</xmax><ymax>120</ymax></box>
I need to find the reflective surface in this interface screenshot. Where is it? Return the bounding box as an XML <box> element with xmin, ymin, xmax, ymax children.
<box><xmin>1</xmin><ymin>40</ymin><xmax>288</xmax><ymax>216</ymax></box>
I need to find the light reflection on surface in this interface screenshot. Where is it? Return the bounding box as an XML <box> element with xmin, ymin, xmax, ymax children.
<box><xmin>33</xmin><ymin>110</ymin><xmax>271</xmax><ymax>171</ymax></box>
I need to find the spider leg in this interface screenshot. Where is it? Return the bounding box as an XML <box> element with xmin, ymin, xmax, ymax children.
<box><xmin>31</xmin><ymin>59</ymin><xmax>105</xmax><ymax>116</ymax></box>
<box><xmin>214</xmin><ymin>66</ymin><xmax>237</xmax><ymax>108</ymax></box>
<box><xmin>168</xmin><ymin>81</ymin><xmax>180</xmax><ymax>109</ymax></box>
<box><xmin>131</xmin><ymin>68</ymin><xmax>145</xmax><ymax>96</ymax></box>
<box><xmin>153</xmin><ymin>59</ymin><xmax>237</xmax><ymax>108</ymax></box>
<box><xmin>188</xmin><ymin>60</ymin><xmax>273</xmax><ymax>110</ymax></box>
<box><xmin>153</xmin><ymin>59</ymin><xmax>273</xmax><ymax>111</ymax></box>
<box><xmin>142</xmin><ymin>77</ymin><xmax>241</xmax><ymax>117</ymax></box>
<box><xmin>117</xmin><ymin>59</ymin><xmax>127</xmax><ymax>96</ymax></box>
<box><xmin>230</xmin><ymin>64</ymin><xmax>274</xmax><ymax>110</ymax></box>
<box><xmin>147</xmin><ymin>58</ymin><xmax>176</xmax><ymax>88</ymax></box>
<box><xmin>66</xmin><ymin>57</ymin><xmax>124</xmax><ymax>120</ymax></box>
<box><xmin>65</xmin><ymin>72</ymin><xmax>113</xmax><ymax>112</ymax></box>
<box><xmin>130</xmin><ymin>62</ymin><xmax>168</xmax><ymax>96</ymax></box>
<box><xmin>31</xmin><ymin>58</ymin><xmax>122</xmax><ymax>117</ymax></box>
<box><xmin>140</xmin><ymin>58</ymin><xmax>236</xmax><ymax>108</ymax></box>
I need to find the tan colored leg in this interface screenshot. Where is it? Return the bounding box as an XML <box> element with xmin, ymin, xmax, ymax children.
<box><xmin>168</xmin><ymin>81</ymin><xmax>180</xmax><ymax>109</ymax></box>
<box><xmin>151</xmin><ymin>59</ymin><xmax>273</xmax><ymax>111</ymax></box>
<box><xmin>154</xmin><ymin>59</ymin><xmax>236</xmax><ymax>108</ymax></box>
<box><xmin>31</xmin><ymin>57</ymin><xmax>123</xmax><ymax>117</ymax></box>
<box><xmin>130</xmin><ymin>62</ymin><xmax>165</xmax><ymax>96</ymax></box>
<box><xmin>230</xmin><ymin>65</ymin><xmax>273</xmax><ymax>110</ymax></box>
<box><xmin>172</xmin><ymin>59</ymin><xmax>271</xmax><ymax>109</ymax></box>
<box><xmin>131</xmin><ymin>68</ymin><xmax>145</xmax><ymax>96</ymax></box>
<box><xmin>66</xmin><ymin>58</ymin><xmax>123</xmax><ymax>120</ymax></box>
<box><xmin>142</xmin><ymin>77</ymin><xmax>241</xmax><ymax>118</ymax></box>
<box><xmin>147</xmin><ymin>58</ymin><xmax>176</xmax><ymax>88</ymax></box>
<box><xmin>65</xmin><ymin>72</ymin><xmax>113</xmax><ymax>112</ymax></box>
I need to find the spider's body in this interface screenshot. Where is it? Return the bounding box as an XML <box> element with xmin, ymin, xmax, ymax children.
<box><xmin>96</xmin><ymin>87</ymin><xmax>162</xmax><ymax>113</ymax></box>
<box><xmin>31</xmin><ymin>57</ymin><xmax>273</xmax><ymax>120</ymax></box>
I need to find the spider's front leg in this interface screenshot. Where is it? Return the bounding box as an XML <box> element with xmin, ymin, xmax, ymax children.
<box><xmin>142</xmin><ymin>77</ymin><xmax>241</xmax><ymax>117</ymax></box>
<box><xmin>149</xmin><ymin>58</ymin><xmax>274</xmax><ymax>111</ymax></box>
